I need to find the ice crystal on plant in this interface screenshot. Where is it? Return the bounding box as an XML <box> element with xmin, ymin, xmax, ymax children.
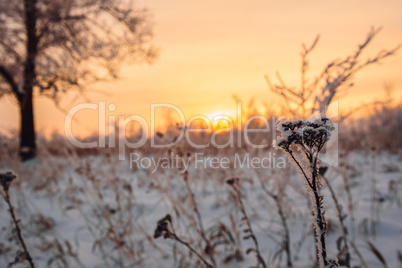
<box><xmin>274</xmin><ymin>115</ymin><xmax>335</xmax><ymax>155</ymax></box>
<box><xmin>273</xmin><ymin>115</ymin><xmax>335</xmax><ymax>267</ymax></box>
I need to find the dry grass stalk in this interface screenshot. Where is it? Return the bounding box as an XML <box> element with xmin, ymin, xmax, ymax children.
<box><xmin>0</xmin><ymin>171</ymin><xmax>35</xmax><ymax>268</ymax></box>
<box><xmin>255</xmin><ymin>168</ymin><xmax>292</xmax><ymax>267</ymax></box>
<box><xmin>226</xmin><ymin>177</ymin><xmax>267</xmax><ymax>268</ymax></box>
<box><xmin>321</xmin><ymin>174</ymin><xmax>350</xmax><ymax>267</ymax></box>
<box><xmin>154</xmin><ymin>214</ymin><xmax>213</xmax><ymax>268</ymax></box>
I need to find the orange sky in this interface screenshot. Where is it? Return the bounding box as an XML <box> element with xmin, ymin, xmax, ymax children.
<box><xmin>0</xmin><ymin>0</ymin><xmax>401</xmax><ymax>137</ymax></box>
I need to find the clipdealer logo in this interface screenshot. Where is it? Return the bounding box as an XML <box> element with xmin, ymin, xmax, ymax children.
<box><xmin>64</xmin><ymin>101</ymin><xmax>338</xmax><ymax>166</ymax></box>
<box><xmin>129</xmin><ymin>152</ymin><xmax>287</xmax><ymax>173</ymax></box>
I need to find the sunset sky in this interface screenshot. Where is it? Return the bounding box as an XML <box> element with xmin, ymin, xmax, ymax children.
<box><xmin>0</xmin><ymin>0</ymin><xmax>401</xmax><ymax>137</ymax></box>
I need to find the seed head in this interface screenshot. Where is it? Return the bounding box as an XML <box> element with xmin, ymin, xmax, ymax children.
<box><xmin>154</xmin><ymin>214</ymin><xmax>173</xmax><ymax>239</ymax></box>
<box><xmin>0</xmin><ymin>171</ymin><xmax>17</xmax><ymax>193</ymax></box>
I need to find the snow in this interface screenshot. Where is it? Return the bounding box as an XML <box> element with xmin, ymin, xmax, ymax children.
<box><xmin>0</xmin><ymin>150</ymin><xmax>401</xmax><ymax>267</ymax></box>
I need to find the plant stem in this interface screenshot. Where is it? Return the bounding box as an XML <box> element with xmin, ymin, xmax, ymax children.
<box><xmin>322</xmin><ymin>175</ymin><xmax>350</xmax><ymax>267</ymax></box>
<box><xmin>233</xmin><ymin>186</ymin><xmax>267</xmax><ymax>268</ymax></box>
<box><xmin>3</xmin><ymin>190</ymin><xmax>35</xmax><ymax>268</ymax></box>
<box><xmin>183</xmin><ymin>170</ymin><xmax>217</xmax><ymax>267</ymax></box>
<box><xmin>288</xmin><ymin>152</ymin><xmax>328</xmax><ymax>267</ymax></box>
<box><xmin>256</xmin><ymin>170</ymin><xmax>292</xmax><ymax>267</ymax></box>
<box><xmin>171</xmin><ymin>233</ymin><xmax>213</xmax><ymax>268</ymax></box>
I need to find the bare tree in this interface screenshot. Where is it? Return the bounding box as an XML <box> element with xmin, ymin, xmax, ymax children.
<box><xmin>265</xmin><ymin>27</ymin><xmax>399</xmax><ymax>118</ymax></box>
<box><xmin>0</xmin><ymin>0</ymin><xmax>157</xmax><ymax>160</ymax></box>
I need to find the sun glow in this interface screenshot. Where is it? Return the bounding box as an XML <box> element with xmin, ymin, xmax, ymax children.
<box><xmin>207</xmin><ymin>111</ymin><xmax>237</xmax><ymax>130</ymax></box>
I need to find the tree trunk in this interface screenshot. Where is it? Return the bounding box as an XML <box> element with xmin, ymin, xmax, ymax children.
<box><xmin>19</xmin><ymin>0</ymin><xmax>38</xmax><ymax>161</ymax></box>
<box><xmin>19</xmin><ymin>91</ymin><xmax>36</xmax><ymax>161</ymax></box>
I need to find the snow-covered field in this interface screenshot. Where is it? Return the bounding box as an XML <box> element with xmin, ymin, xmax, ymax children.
<box><xmin>1</xmin><ymin>150</ymin><xmax>401</xmax><ymax>267</ymax></box>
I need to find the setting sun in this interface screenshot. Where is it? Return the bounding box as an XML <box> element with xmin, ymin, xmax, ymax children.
<box><xmin>207</xmin><ymin>111</ymin><xmax>237</xmax><ymax>130</ymax></box>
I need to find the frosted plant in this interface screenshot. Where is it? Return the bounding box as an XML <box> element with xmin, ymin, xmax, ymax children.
<box><xmin>154</xmin><ymin>214</ymin><xmax>214</xmax><ymax>268</ymax></box>
<box><xmin>265</xmin><ymin>27</ymin><xmax>399</xmax><ymax>118</ymax></box>
<box><xmin>226</xmin><ymin>177</ymin><xmax>267</xmax><ymax>268</ymax></box>
<box><xmin>274</xmin><ymin>115</ymin><xmax>336</xmax><ymax>267</ymax></box>
<box><xmin>0</xmin><ymin>171</ymin><xmax>35</xmax><ymax>268</ymax></box>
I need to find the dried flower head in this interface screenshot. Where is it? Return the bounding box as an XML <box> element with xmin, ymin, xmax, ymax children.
<box><xmin>225</xmin><ymin>177</ymin><xmax>239</xmax><ymax>186</ymax></box>
<box><xmin>153</xmin><ymin>214</ymin><xmax>173</xmax><ymax>239</ymax></box>
<box><xmin>0</xmin><ymin>171</ymin><xmax>17</xmax><ymax>193</ymax></box>
<box><xmin>274</xmin><ymin>115</ymin><xmax>335</xmax><ymax>154</ymax></box>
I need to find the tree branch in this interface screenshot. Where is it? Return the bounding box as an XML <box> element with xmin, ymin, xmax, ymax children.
<box><xmin>0</xmin><ymin>65</ymin><xmax>22</xmax><ymax>102</ymax></box>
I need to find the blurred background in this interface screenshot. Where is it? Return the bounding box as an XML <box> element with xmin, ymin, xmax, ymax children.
<box><xmin>0</xmin><ymin>0</ymin><xmax>401</xmax><ymax>137</ymax></box>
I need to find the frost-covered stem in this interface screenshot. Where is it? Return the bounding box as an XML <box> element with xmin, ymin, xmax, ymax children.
<box><xmin>238</xmin><ymin>197</ymin><xmax>267</xmax><ymax>267</ymax></box>
<box><xmin>0</xmin><ymin>172</ymin><xmax>35</xmax><ymax>268</ymax></box>
<box><xmin>2</xmin><ymin>188</ymin><xmax>35</xmax><ymax>268</ymax></box>
<box><xmin>311</xmin><ymin>153</ymin><xmax>328</xmax><ymax>268</ymax></box>
<box><xmin>154</xmin><ymin>214</ymin><xmax>213</xmax><ymax>268</ymax></box>
<box><xmin>230</xmin><ymin>184</ymin><xmax>267</xmax><ymax>268</ymax></box>
<box><xmin>183</xmin><ymin>170</ymin><xmax>217</xmax><ymax>268</ymax></box>
<box><xmin>256</xmin><ymin>170</ymin><xmax>292</xmax><ymax>267</ymax></box>
<box><xmin>288</xmin><ymin>151</ymin><xmax>327</xmax><ymax>267</ymax></box>
<box><xmin>275</xmin><ymin>116</ymin><xmax>335</xmax><ymax>267</ymax></box>
<box><xmin>171</xmin><ymin>233</ymin><xmax>213</xmax><ymax>268</ymax></box>
<box><xmin>322</xmin><ymin>175</ymin><xmax>350</xmax><ymax>267</ymax></box>
<box><xmin>311</xmin><ymin>177</ymin><xmax>328</xmax><ymax>267</ymax></box>
<box><xmin>273</xmin><ymin>194</ymin><xmax>292</xmax><ymax>267</ymax></box>
<box><xmin>288</xmin><ymin>151</ymin><xmax>313</xmax><ymax>189</ymax></box>
<box><xmin>183</xmin><ymin>171</ymin><xmax>205</xmax><ymax>233</ymax></box>
<box><xmin>341</xmin><ymin>171</ymin><xmax>355</xmax><ymax>242</ymax></box>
